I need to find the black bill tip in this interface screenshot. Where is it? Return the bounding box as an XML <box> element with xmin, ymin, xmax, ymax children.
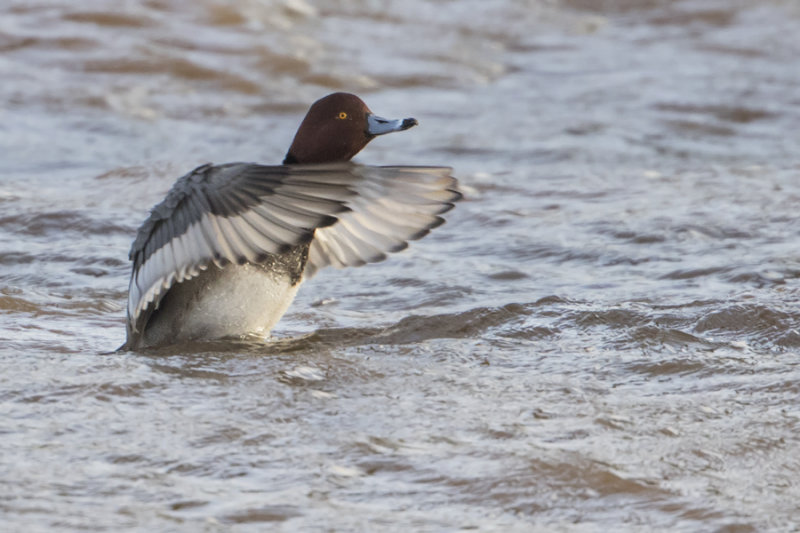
<box><xmin>401</xmin><ymin>118</ymin><xmax>419</xmax><ymax>130</ymax></box>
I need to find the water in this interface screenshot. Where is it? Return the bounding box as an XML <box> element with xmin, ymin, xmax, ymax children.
<box><xmin>2</xmin><ymin>0</ymin><xmax>800</xmax><ymax>530</ymax></box>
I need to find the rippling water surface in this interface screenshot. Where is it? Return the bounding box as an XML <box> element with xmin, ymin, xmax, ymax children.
<box><xmin>2</xmin><ymin>1</ymin><xmax>800</xmax><ymax>531</ymax></box>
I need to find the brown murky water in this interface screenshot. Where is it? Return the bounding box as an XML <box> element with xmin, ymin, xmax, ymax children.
<box><xmin>2</xmin><ymin>0</ymin><xmax>800</xmax><ymax>531</ymax></box>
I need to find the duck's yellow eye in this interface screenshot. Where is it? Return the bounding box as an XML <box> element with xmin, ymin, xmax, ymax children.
<box><xmin>337</xmin><ymin>112</ymin><xmax>348</xmax><ymax>120</ymax></box>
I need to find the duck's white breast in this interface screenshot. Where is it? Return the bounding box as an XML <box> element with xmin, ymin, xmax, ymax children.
<box><xmin>140</xmin><ymin>264</ymin><xmax>302</xmax><ymax>347</ymax></box>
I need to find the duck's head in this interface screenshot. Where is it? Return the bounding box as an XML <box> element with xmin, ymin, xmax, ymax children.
<box><xmin>283</xmin><ymin>92</ymin><xmax>418</xmax><ymax>165</ymax></box>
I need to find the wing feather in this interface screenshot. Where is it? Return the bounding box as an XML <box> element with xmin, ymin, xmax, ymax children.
<box><xmin>304</xmin><ymin>166</ymin><xmax>460</xmax><ymax>277</ymax></box>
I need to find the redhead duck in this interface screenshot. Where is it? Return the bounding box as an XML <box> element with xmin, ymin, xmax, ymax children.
<box><xmin>123</xmin><ymin>93</ymin><xmax>459</xmax><ymax>349</ymax></box>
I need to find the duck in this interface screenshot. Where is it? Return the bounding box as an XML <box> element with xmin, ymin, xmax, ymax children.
<box><xmin>122</xmin><ymin>92</ymin><xmax>460</xmax><ymax>350</ymax></box>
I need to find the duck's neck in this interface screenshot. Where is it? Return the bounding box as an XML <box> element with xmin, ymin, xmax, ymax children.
<box><xmin>282</xmin><ymin>150</ymin><xmax>355</xmax><ymax>165</ymax></box>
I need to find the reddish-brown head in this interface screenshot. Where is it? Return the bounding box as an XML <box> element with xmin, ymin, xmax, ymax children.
<box><xmin>283</xmin><ymin>92</ymin><xmax>418</xmax><ymax>165</ymax></box>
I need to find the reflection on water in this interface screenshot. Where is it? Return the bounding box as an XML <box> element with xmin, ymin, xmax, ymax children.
<box><xmin>2</xmin><ymin>0</ymin><xmax>800</xmax><ymax>530</ymax></box>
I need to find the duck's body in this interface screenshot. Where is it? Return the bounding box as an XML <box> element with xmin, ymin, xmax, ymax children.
<box><xmin>135</xmin><ymin>244</ymin><xmax>308</xmax><ymax>347</ymax></box>
<box><xmin>123</xmin><ymin>93</ymin><xmax>459</xmax><ymax>350</ymax></box>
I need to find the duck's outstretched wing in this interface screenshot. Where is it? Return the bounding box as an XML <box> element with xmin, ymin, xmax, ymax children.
<box><xmin>125</xmin><ymin>163</ymin><xmax>460</xmax><ymax>344</ymax></box>
<box><xmin>304</xmin><ymin>166</ymin><xmax>460</xmax><ymax>277</ymax></box>
<box><xmin>126</xmin><ymin>162</ymin><xmax>350</xmax><ymax>339</ymax></box>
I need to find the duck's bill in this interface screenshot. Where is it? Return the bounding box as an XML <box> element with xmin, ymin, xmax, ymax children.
<box><xmin>366</xmin><ymin>113</ymin><xmax>418</xmax><ymax>136</ymax></box>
